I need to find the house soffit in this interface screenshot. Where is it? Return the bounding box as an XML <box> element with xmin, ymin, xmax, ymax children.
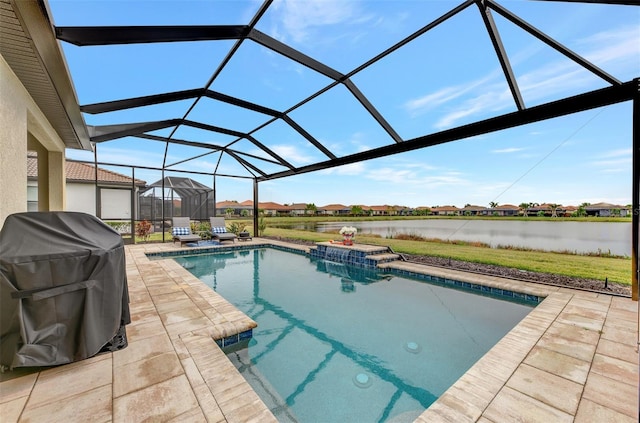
<box><xmin>1</xmin><ymin>0</ymin><xmax>91</xmax><ymax>151</ymax></box>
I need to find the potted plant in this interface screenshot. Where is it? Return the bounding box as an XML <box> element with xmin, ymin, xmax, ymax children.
<box><xmin>339</xmin><ymin>226</ymin><xmax>357</xmax><ymax>245</ymax></box>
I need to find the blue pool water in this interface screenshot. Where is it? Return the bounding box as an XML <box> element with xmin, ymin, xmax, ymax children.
<box><xmin>174</xmin><ymin>248</ymin><xmax>535</xmax><ymax>423</ymax></box>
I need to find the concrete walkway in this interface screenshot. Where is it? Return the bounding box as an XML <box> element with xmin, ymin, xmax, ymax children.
<box><xmin>1</xmin><ymin>239</ymin><xmax>637</xmax><ymax>422</ymax></box>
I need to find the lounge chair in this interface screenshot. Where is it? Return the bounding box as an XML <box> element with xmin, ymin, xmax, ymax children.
<box><xmin>209</xmin><ymin>217</ymin><xmax>237</xmax><ymax>243</ymax></box>
<box><xmin>171</xmin><ymin>217</ymin><xmax>201</xmax><ymax>246</ymax></box>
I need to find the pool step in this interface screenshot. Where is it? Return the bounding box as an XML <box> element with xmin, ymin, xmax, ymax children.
<box><xmin>309</xmin><ymin>242</ymin><xmax>403</xmax><ymax>269</ymax></box>
<box><xmin>365</xmin><ymin>252</ymin><xmax>401</xmax><ymax>265</ymax></box>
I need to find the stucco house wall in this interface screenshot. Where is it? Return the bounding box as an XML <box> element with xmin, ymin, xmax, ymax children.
<box><xmin>0</xmin><ymin>56</ymin><xmax>67</xmax><ymax>227</ymax></box>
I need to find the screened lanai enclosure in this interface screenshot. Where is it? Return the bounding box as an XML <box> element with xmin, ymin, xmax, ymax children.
<box><xmin>139</xmin><ymin>176</ymin><xmax>215</xmax><ymax>224</ymax></box>
<box><xmin>4</xmin><ymin>0</ymin><xmax>638</xmax><ymax>296</ymax></box>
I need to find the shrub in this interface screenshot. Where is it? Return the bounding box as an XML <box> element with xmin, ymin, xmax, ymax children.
<box><xmin>258</xmin><ymin>216</ymin><xmax>267</xmax><ymax>235</ymax></box>
<box><xmin>135</xmin><ymin>220</ymin><xmax>152</xmax><ymax>242</ymax></box>
<box><xmin>227</xmin><ymin>222</ymin><xmax>246</xmax><ymax>235</ymax></box>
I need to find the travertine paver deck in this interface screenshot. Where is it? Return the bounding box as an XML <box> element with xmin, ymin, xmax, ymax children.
<box><xmin>0</xmin><ymin>239</ymin><xmax>637</xmax><ymax>422</ymax></box>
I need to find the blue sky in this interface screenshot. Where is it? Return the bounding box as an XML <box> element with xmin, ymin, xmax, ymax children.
<box><xmin>51</xmin><ymin>0</ymin><xmax>639</xmax><ymax>208</ymax></box>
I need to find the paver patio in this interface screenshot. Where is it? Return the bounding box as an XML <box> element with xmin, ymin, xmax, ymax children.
<box><xmin>1</xmin><ymin>239</ymin><xmax>638</xmax><ymax>422</ymax></box>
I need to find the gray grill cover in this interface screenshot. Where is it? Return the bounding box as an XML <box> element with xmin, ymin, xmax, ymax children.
<box><xmin>0</xmin><ymin>212</ymin><xmax>130</xmax><ymax>368</ymax></box>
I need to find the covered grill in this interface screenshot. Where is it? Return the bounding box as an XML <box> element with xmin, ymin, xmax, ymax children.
<box><xmin>0</xmin><ymin>212</ymin><xmax>130</xmax><ymax>369</ymax></box>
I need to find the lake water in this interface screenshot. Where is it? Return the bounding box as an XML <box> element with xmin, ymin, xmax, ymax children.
<box><xmin>275</xmin><ymin>219</ymin><xmax>631</xmax><ymax>257</ymax></box>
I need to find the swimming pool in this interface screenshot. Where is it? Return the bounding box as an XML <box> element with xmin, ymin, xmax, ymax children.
<box><xmin>174</xmin><ymin>247</ymin><xmax>535</xmax><ymax>422</ymax></box>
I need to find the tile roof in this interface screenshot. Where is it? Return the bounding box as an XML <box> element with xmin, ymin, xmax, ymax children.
<box><xmin>234</xmin><ymin>201</ymin><xmax>291</xmax><ymax>210</ymax></box>
<box><xmin>585</xmin><ymin>202</ymin><xmax>628</xmax><ymax>209</ymax></box>
<box><xmin>27</xmin><ymin>155</ymin><xmax>146</xmax><ymax>186</ymax></box>
<box><xmin>216</xmin><ymin>200</ymin><xmax>248</xmax><ymax>208</ymax></box>
<box><xmin>318</xmin><ymin>204</ymin><xmax>349</xmax><ymax>211</ymax></box>
<box><xmin>432</xmin><ymin>205</ymin><xmax>460</xmax><ymax>211</ymax></box>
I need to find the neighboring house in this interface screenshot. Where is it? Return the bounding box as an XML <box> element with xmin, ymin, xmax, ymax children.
<box><xmin>217</xmin><ymin>200</ymin><xmax>292</xmax><ymax>216</ymax></box>
<box><xmin>216</xmin><ymin>200</ymin><xmax>251</xmax><ymax>216</ymax></box>
<box><xmin>257</xmin><ymin>201</ymin><xmax>290</xmax><ymax>216</ymax></box>
<box><xmin>528</xmin><ymin>203</ymin><xmax>553</xmax><ymax>216</ymax></box>
<box><xmin>288</xmin><ymin>203</ymin><xmax>313</xmax><ymax>216</ymax></box>
<box><xmin>460</xmin><ymin>205</ymin><xmax>487</xmax><ymax>216</ymax></box>
<box><xmin>368</xmin><ymin>205</ymin><xmax>392</xmax><ymax>216</ymax></box>
<box><xmin>397</xmin><ymin>206</ymin><xmax>414</xmax><ymax>216</ymax></box>
<box><xmin>27</xmin><ymin>155</ymin><xmax>146</xmax><ymax>219</ymax></box>
<box><xmin>318</xmin><ymin>204</ymin><xmax>350</xmax><ymax>215</ymax></box>
<box><xmin>529</xmin><ymin>203</ymin><xmax>570</xmax><ymax>217</ymax></box>
<box><xmin>563</xmin><ymin>205</ymin><xmax>579</xmax><ymax>217</ymax></box>
<box><xmin>367</xmin><ymin>205</ymin><xmax>408</xmax><ymax>216</ymax></box>
<box><xmin>490</xmin><ymin>204</ymin><xmax>520</xmax><ymax>216</ymax></box>
<box><xmin>431</xmin><ymin>206</ymin><xmax>460</xmax><ymax>216</ymax></box>
<box><xmin>584</xmin><ymin>202</ymin><xmax>630</xmax><ymax>217</ymax></box>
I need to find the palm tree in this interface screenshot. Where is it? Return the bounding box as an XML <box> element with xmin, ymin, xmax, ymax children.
<box><xmin>489</xmin><ymin>201</ymin><xmax>499</xmax><ymax>209</ymax></box>
<box><xmin>549</xmin><ymin>203</ymin><xmax>561</xmax><ymax>218</ymax></box>
<box><xmin>351</xmin><ymin>205</ymin><xmax>364</xmax><ymax>216</ymax></box>
<box><xmin>519</xmin><ymin>202</ymin><xmax>530</xmax><ymax>217</ymax></box>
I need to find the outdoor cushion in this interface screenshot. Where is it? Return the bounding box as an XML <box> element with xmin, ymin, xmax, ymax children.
<box><xmin>172</xmin><ymin>227</ymin><xmax>190</xmax><ymax>236</ymax></box>
<box><xmin>212</xmin><ymin>226</ymin><xmax>227</xmax><ymax>234</ymax></box>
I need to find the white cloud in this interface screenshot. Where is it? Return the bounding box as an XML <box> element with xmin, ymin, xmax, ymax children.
<box><xmin>364</xmin><ymin>167</ymin><xmax>469</xmax><ymax>188</ymax></box>
<box><xmin>404</xmin><ymin>71</ymin><xmax>501</xmax><ymax>118</ymax></box>
<box><xmin>492</xmin><ymin>147</ymin><xmax>525</xmax><ymax>154</ymax></box>
<box><xmin>407</xmin><ymin>25</ymin><xmax>638</xmax><ymax>130</ymax></box>
<box><xmin>590</xmin><ymin>148</ymin><xmax>632</xmax><ymax>171</ymax></box>
<box><xmin>319</xmin><ymin>162</ymin><xmax>366</xmax><ymax>176</ymax></box>
<box><xmin>598</xmin><ymin>148</ymin><xmax>632</xmax><ymax>159</ymax></box>
<box><xmin>579</xmin><ymin>25</ymin><xmax>640</xmax><ymax>70</ymax></box>
<box><xmin>271</xmin><ymin>144</ymin><xmax>314</xmax><ymax>164</ymax></box>
<box><xmin>592</xmin><ymin>157</ymin><xmax>632</xmax><ymax>168</ymax></box>
<box><xmin>270</xmin><ymin>0</ymin><xmax>364</xmax><ymax>44</ymax></box>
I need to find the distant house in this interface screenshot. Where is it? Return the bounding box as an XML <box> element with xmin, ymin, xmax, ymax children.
<box><xmin>529</xmin><ymin>203</ymin><xmax>556</xmax><ymax>217</ymax></box>
<box><xmin>395</xmin><ymin>205</ymin><xmax>413</xmax><ymax>215</ymax></box>
<box><xmin>318</xmin><ymin>204</ymin><xmax>350</xmax><ymax>215</ymax></box>
<box><xmin>289</xmin><ymin>203</ymin><xmax>312</xmax><ymax>216</ymax></box>
<box><xmin>28</xmin><ymin>155</ymin><xmax>146</xmax><ymax>219</ymax></box>
<box><xmin>431</xmin><ymin>206</ymin><xmax>460</xmax><ymax>216</ymax></box>
<box><xmin>216</xmin><ymin>200</ymin><xmax>252</xmax><ymax>216</ymax></box>
<box><xmin>368</xmin><ymin>205</ymin><xmax>394</xmax><ymax>216</ymax></box>
<box><xmin>367</xmin><ymin>205</ymin><xmax>383</xmax><ymax>216</ymax></box>
<box><xmin>219</xmin><ymin>200</ymin><xmax>292</xmax><ymax>216</ymax></box>
<box><xmin>584</xmin><ymin>202</ymin><xmax>629</xmax><ymax>217</ymax></box>
<box><xmin>460</xmin><ymin>205</ymin><xmax>487</xmax><ymax>216</ymax></box>
<box><xmin>490</xmin><ymin>204</ymin><xmax>520</xmax><ymax>216</ymax></box>
<box><xmin>258</xmin><ymin>201</ymin><xmax>291</xmax><ymax>216</ymax></box>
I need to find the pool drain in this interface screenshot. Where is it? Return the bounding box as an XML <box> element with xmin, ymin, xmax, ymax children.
<box><xmin>404</xmin><ymin>341</ymin><xmax>422</xmax><ymax>354</ymax></box>
<box><xmin>353</xmin><ymin>372</ymin><xmax>372</xmax><ymax>388</ymax></box>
